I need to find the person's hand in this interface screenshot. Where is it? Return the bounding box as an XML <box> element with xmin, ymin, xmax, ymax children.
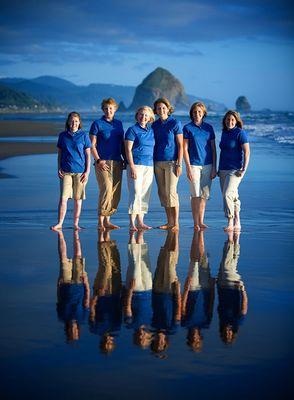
<box><xmin>96</xmin><ymin>160</ymin><xmax>109</xmax><ymax>171</ymax></box>
<box><xmin>210</xmin><ymin>167</ymin><xmax>217</xmax><ymax>180</ymax></box>
<box><xmin>130</xmin><ymin>278</ymin><xmax>136</xmax><ymax>290</ymax></box>
<box><xmin>175</xmin><ymin>165</ymin><xmax>182</xmax><ymax>177</ymax></box>
<box><xmin>58</xmin><ymin>169</ymin><xmax>64</xmax><ymax>179</ymax></box>
<box><xmin>235</xmin><ymin>169</ymin><xmax>245</xmax><ymax>178</ymax></box>
<box><xmin>80</xmin><ymin>171</ymin><xmax>89</xmax><ymax>183</ymax></box>
<box><xmin>184</xmin><ymin>277</ymin><xmax>192</xmax><ymax>291</ymax></box>
<box><xmin>186</xmin><ymin>166</ymin><xmax>193</xmax><ymax>182</ymax></box>
<box><xmin>130</xmin><ymin>166</ymin><xmax>137</xmax><ymax>179</ymax></box>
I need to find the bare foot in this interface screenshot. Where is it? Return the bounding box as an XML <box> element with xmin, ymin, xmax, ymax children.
<box><xmin>104</xmin><ymin>222</ymin><xmax>120</xmax><ymax>230</ymax></box>
<box><xmin>194</xmin><ymin>224</ymin><xmax>200</xmax><ymax>231</ymax></box>
<box><xmin>129</xmin><ymin>225</ymin><xmax>138</xmax><ymax>232</ymax></box>
<box><xmin>234</xmin><ymin>224</ymin><xmax>241</xmax><ymax>231</ymax></box>
<box><xmin>50</xmin><ymin>224</ymin><xmax>62</xmax><ymax>231</ymax></box>
<box><xmin>138</xmin><ymin>224</ymin><xmax>152</xmax><ymax>230</ymax></box>
<box><xmin>98</xmin><ymin>225</ymin><xmax>106</xmax><ymax>231</ymax></box>
<box><xmin>199</xmin><ymin>223</ymin><xmax>208</xmax><ymax>230</ymax></box>
<box><xmin>170</xmin><ymin>225</ymin><xmax>179</xmax><ymax>232</ymax></box>
<box><xmin>224</xmin><ymin>225</ymin><xmax>234</xmax><ymax>232</ymax></box>
<box><xmin>158</xmin><ymin>224</ymin><xmax>170</xmax><ymax>230</ymax></box>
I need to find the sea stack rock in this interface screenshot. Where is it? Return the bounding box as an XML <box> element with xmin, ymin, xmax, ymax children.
<box><xmin>129</xmin><ymin>67</ymin><xmax>189</xmax><ymax>110</ymax></box>
<box><xmin>118</xmin><ymin>100</ymin><xmax>127</xmax><ymax>112</ymax></box>
<box><xmin>236</xmin><ymin>96</ymin><xmax>251</xmax><ymax>112</ymax></box>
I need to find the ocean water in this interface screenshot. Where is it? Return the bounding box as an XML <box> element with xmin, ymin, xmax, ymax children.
<box><xmin>0</xmin><ymin>112</ymin><xmax>293</xmax><ymax>399</ymax></box>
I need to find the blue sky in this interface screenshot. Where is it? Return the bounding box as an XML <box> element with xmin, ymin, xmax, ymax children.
<box><xmin>0</xmin><ymin>0</ymin><xmax>293</xmax><ymax>110</ymax></box>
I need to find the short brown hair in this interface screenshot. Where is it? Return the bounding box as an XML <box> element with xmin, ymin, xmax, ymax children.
<box><xmin>65</xmin><ymin>111</ymin><xmax>82</xmax><ymax>130</ymax></box>
<box><xmin>222</xmin><ymin>110</ymin><xmax>243</xmax><ymax>130</ymax></box>
<box><xmin>153</xmin><ymin>97</ymin><xmax>174</xmax><ymax>115</ymax></box>
<box><xmin>189</xmin><ymin>102</ymin><xmax>207</xmax><ymax>120</ymax></box>
<box><xmin>101</xmin><ymin>97</ymin><xmax>118</xmax><ymax>111</ymax></box>
<box><xmin>135</xmin><ymin>106</ymin><xmax>155</xmax><ymax>123</ymax></box>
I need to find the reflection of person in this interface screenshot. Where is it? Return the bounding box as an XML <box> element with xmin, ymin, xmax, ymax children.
<box><xmin>151</xmin><ymin>231</ymin><xmax>181</xmax><ymax>354</ymax></box>
<box><xmin>89</xmin><ymin>232</ymin><xmax>122</xmax><ymax>354</ymax></box>
<box><xmin>217</xmin><ymin>231</ymin><xmax>248</xmax><ymax>344</ymax></box>
<box><xmin>56</xmin><ymin>230</ymin><xmax>90</xmax><ymax>342</ymax></box>
<box><xmin>181</xmin><ymin>231</ymin><xmax>215</xmax><ymax>352</ymax></box>
<box><xmin>125</xmin><ymin>106</ymin><xmax>155</xmax><ymax>231</ymax></box>
<box><xmin>183</xmin><ymin>102</ymin><xmax>217</xmax><ymax>231</ymax></box>
<box><xmin>51</xmin><ymin>112</ymin><xmax>91</xmax><ymax>231</ymax></box>
<box><xmin>89</xmin><ymin>98</ymin><xmax>124</xmax><ymax>231</ymax></box>
<box><xmin>152</xmin><ymin>97</ymin><xmax>183</xmax><ymax>232</ymax></box>
<box><xmin>124</xmin><ymin>230</ymin><xmax>153</xmax><ymax>349</ymax></box>
<box><xmin>218</xmin><ymin>110</ymin><xmax>250</xmax><ymax>232</ymax></box>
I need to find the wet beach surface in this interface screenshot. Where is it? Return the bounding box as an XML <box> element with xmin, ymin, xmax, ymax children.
<box><xmin>0</xmin><ymin>145</ymin><xmax>293</xmax><ymax>399</ymax></box>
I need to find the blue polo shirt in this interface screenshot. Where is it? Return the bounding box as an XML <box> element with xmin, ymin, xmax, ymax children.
<box><xmin>89</xmin><ymin>116</ymin><xmax>124</xmax><ymax>161</ymax></box>
<box><xmin>57</xmin><ymin>129</ymin><xmax>92</xmax><ymax>173</ymax></box>
<box><xmin>183</xmin><ymin>121</ymin><xmax>215</xmax><ymax>166</ymax></box>
<box><xmin>57</xmin><ymin>283</ymin><xmax>89</xmax><ymax>324</ymax></box>
<box><xmin>125</xmin><ymin>290</ymin><xmax>152</xmax><ymax>330</ymax></box>
<box><xmin>219</xmin><ymin>127</ymin><xmax>249</xmax><ymax>170</ymax></box>
<box><xmin>152</xmin><ymin>116</ymin><xmax>182</xmax><ymax>161</ymax></box>
<box><xmin>181</xmin><ymin>289</ymin><xmax>212</xmax><ymax>330</ymax></box>
<box><xmin>125</xmin><ymin>123</ymin><xmax>155</xmax><ymax>166</ymax></box>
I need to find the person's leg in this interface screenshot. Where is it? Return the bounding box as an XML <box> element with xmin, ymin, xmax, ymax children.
<box><xmin>198</xmin><ymin>165</ymin><xmax>212</xmax><ymax>229</ymax></box>
<box><xmin>190</xmin><ymin>166</ymin><xmax>201</xmax><ymax>230</ymax></box>
<box><xmin>51</xmin><ymin>174</ymin><xmax>72</xmax><ymax>230</ymax></box>
<box><xmin>154</xmin><ymin>162</ymin><xmax>170</xmax><ymax>229</ymax></box>
<box><xmin>198</xmin><ymin>198</ymin><xmax>207</xmax><ymax>229</ymax></box>
<box><xmin>73</xmin><ymin>199</ymin><xmax>83</xmax><ymax>230</ymax></box>
<box><xmin>127</xmin><ymin>165</ymin><xmax>143</xmax><ymax>220</ymax></box>
<box><xmin>51</xmin><ymin>198</ymin><xmax>68</xmax><ymax>230</ymax></box>
<box><xmin>166</xmin><ymin>162</ymin><xmax>180</xmax><ymax>231</ymax></box>
<box><xmin>220</xmin><ymin>171</ymin><xmax>241</xmax><ymax>231</ymax></box>
<box><xmin>104</xmin><ymin>161</ymin><xmax>122</xmax><ymax>229</ymax></box>
<box><xmin>137</xmin><ymin>166</ymin><xmax>153</xmax><ymax>229</ymax></box>
<box><xmin>191</xmin><ymin>197</ymin><xmax>200</xmax><ymax>230</ymax></box>
<box><xmin>129</xmin><ymin>214</ymin><xmax>138</xmax><ymax>231</ymax></box>
<box><xmin>95</xmin><ymin>163</ymin><xmax>113</xmax><ymax>229</ymax></box>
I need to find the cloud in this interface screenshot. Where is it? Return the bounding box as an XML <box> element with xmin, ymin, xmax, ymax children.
<box><xmin>0</xmin><ymin>0</ymin><xmax>293</xmax><ymax>65</ymax></box>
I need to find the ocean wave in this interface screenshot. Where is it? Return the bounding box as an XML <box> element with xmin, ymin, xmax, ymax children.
<box><xmin>245</xmin><ymin>123</ymin><xmax>294</xmax><ymax>145</ymax></box>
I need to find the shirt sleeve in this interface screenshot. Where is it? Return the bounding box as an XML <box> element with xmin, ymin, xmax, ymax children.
<box><xmin>183</xmin><ymin>125</ymin><xmax>190</xmax><ymax>140</ymax></box>
<box><xmin>89</xmin><ymin>121</ymin><xmax>98</xmax><ymax>136</ymax></box>
<box><xmin>57</xmin><ymin>132</ymin><xmax>63</xmax><ymax>149</ymax></box>
<box><xmin>239</xmin><ymin>130</ymin><xmax>249</xmax><ymax>145</ymax></box>
<box><xmin>125</xmin><ymin>127</ymin><xmax>136</xmax><ymax>142</ymax></box>
<box><xmin>84</xmin><ymin>133</ymin><xmax>92</xmax><ymax>149</ymax></box>
<box><xmin>173</xmin><ymin>119</ymin><xmax>183</xmax><ymax>135</ymax></box>
<box><xmin>209</xmin><ymin>125</ymin><xmax>216</xmax><ymax>140</ymax></box>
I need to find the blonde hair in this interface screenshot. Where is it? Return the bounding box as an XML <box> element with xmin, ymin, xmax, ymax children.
<box><xmin>65</xmin><ymin>111</ymin><xmax>82</xmax><ymax>130</ymax></box>
<box><xmin>153</xmin><ymin>97</ymin><xmax>174</xmax><ymax>115</ymax></box>
<box><xmin>189</xmin><ymin>102</ymin><xmax>207</xmax><ymax>120</ymax></box>
<box><xmin>222</xmin><ymin>110</ymin><xmax>243</xmax><ymax>130</ymax></box>
<box><xmin>101</xmin><ymin>97</ymin><xmax>118</xmax><ymax>111</ymax></box>
<box><xmin>135</xmin><ymin>106</ymin><xmax>155</xmax><ymax>123</ymax></box>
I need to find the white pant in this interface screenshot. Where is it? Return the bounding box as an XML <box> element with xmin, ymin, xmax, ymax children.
<box><xmin>218</xmin><ymin>170</ymin><xmax>242</xmax><ymax>218</ymax></box>
<box><xmin>126</xmin><ymin>243</ymin><xmax>152</xmax><ymax>291</ymax></box>
<box><xmin>127</xmin><ymin>165</ymin><xmax>153</xmax><ymax>214</ymax></box>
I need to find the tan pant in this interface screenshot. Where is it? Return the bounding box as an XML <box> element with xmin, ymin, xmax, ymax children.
<box><xmin>59</xmin><ymin>257</ymin><xmax>86</xmax><ymax>284</ymax></box>
<box><xmin>219</xmin><ymin>170</ymin><xmax>242</xmax><ymax>218</ymax></box>
<box><xmin>60</xmin><ymin>173</ymin><xmax>86</xmax><ymax>200</ymax></box>
<box><xmin>154</xmin><ymin>161</ymin><xmax>179</xmax><ymax>207</ymax></box>
<box><xmin>153</xmin><ymin>247</ymin><xmax>179</xmax><ymax>294</ymax></box>
<box><xmin>95</xmin><ymin>160</ymin><xmax>123</xmax><ymax>216</ymax></box>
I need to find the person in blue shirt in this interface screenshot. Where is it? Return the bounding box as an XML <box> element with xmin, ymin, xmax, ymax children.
<box><xmin>125</xmin><ymin>106</ymin><xmax>155</xmax><ymax>231</ymax></box>
<box><xmin>183</xmin><ymin>102</ymin><xmax>217</xmax><ymax>231</ymax></box>
<box><xmin>152</xmin><ymin>97</ymin><xmax>183</xmax><ymax>232</ymax></box>
<box><xmin>218</xmin><ymin>110</ymin><xmax>250</xmax><ymax>232</ymax></box>
<box><xmin>51</xmin><ymin>112</ymin><xmax>91</xmax><ymax>231</ymax></box>
<box><xmin>56</xmin><ymin>230</ymin><xmax>90</xmax><ymax>342</ymax></box>
<box><xmin>90</xmin><ymin>98</ymin><xmax>125</xmax><ymax>231</ymax></box>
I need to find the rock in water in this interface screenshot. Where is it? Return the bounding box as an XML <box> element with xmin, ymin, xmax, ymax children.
<box><xmin>118</xmin><ymin>100</ymin><xmax>127</xmax><ymax>112</ymax></box>
<box><xmin>129</xmin><ymin>67</ymin><xmax>189</xmax><ymax>110</ymax></box>
<box><xmin>236</xmin><ymin>96</ymin><xmax>251</xmax><ymax>112</ymax></box>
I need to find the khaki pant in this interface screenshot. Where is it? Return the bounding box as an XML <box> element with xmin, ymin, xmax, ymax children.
<box><xmin>153</xmin><ymin>247</ymin><xmax>179</xmax><ymax>294</ymax></box>
<box><xmin>219</xmin><ymin>170</ymin><xmax>242</xmax><ymax>218</ymax></box>
<box><xmin>95</xmin><ymin>160</ymin><xmax>123</xmax><ymax>216</ymax></box>
<box><xmin>59</xmin><ymin>257</ymin><xmax>86</xmax><ymax>284</ymax></box>
<box><xmin>60</xmin><ymin>173</ymin><xmax>86</xmax><ymax>200</ymax></box>
<box><xmin>154</xmin><ymin>161</ymin><xmax>179</xmax><ymax>207</ymax></box>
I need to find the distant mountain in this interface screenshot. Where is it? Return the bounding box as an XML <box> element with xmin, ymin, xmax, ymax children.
<box><xmin>236</xmin><ymin>96</ymin><xmax>251</xmax><ymax>112</ymax></box>
<box><xmin>0</xmin><ymin>77</ymin><xmax>135</xmax><ymax>110</ymax></box>
<box><xmin>0</xmin><ymin>83</ymin><xmax>41</xmax><ymax>109</ymax></box>
<box><xmin>129</xmin><ymin>67</ymin><xmax>189</xmax><ymax>110</ymax></box>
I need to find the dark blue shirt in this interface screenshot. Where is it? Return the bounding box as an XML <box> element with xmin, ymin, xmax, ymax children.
<box><xmin>183</xmin><ymin>121</ymin><xmax>215</xmax><ymax>166</ymax></box>
<box><xmin>217</xmin><ymin>287</ymin><xmax>245</xmax><ymax>330</ymax></box>
<box><xmin>125</xmin><ymin>123</ymin><xmax>155</xmax><ymax>166</ymax></box>
<box><xmin>151</xmin><ymin>292</ymin><xmax>179</xmax><ymax>334</ymax></box>
<box><xmin>89</xmin><ymin>294</ymin><xmax>122</xmax><ymax>336</ymax></box>
<box><xmin>57</xmin><ymin>283</ymin><xmax>89</xmax><ymax>324</ymax></box>
<box><xmin>89</xmin><ymin>117</ymin><xmax>124</xmax><ymax>161</ymax></box>
<box><xmin>57</xmin><ymin>129</ymin><xmax>91</xmax><ymax>173</ymax></box>
<box><xmin>152</xmin><ymin>116</ymin><xmax>182</xmax><ymax>161</ymax></box>
<box><xmin>219</xmin><ymin>127</ymin><xmax>249</xmax><ymax>170</ymax></box>
<box><xmin>181</xmin><ymin>289</ymin><xmax>212</xmax><ymax>330</ymax></box>
<box><xmin>125</xmin><ymin>290</ymin><xmax>152</xmax><ymax>330</ymax></box>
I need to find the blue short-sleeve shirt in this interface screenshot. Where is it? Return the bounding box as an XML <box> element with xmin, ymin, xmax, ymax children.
<box><xmin>57</xmin><ymin>129</ymin><xmax>92</xmax><ymax>173</ymax></box>
<box><xmin>183</xmin><ymin>121</ymin><xmax>215</xmax><ymax>166</ymax></box>
<box><xmin>152</xmin><ymin>116</ymin><xmax>182</xmax><ymax>161</ymax></box>
<box><xmin>218</xmin><ymin>127</ymin><xmax>249</xmax><ymax>170</ymax></box>
<box><xmin>89</xmin><ymin>116</ymin><xmax>124</xmax><ymax>161</ymax></box>
<box><xmin>125</xmin><ymin>123</ymin><xmax>155</xmax><ymax>166</ymax></box>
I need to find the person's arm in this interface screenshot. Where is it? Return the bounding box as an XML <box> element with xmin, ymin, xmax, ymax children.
<box><xmin>241</xmin><ymin>286</ymin><xmax>248</xmax><ymax>315</ymax></box>
<box><xmin>236</xmin><ymin>141</ymin><xmax>250</xmax><ymax>178</ymax></box>
<box><xmin>90</xmin><ymin>134</ymin><xmax>109</xmax><ymax>172</ymax></box>
<box><xmin>183</xmin><ymin>138</ymin><xmax>193</xmax><ymax>181</ymax></box>
<box><xmin>210</xmin><ymin>139</ymin><xmax>217</xmax><ymax>179</ymax></box>
<box><xmin>125</xmin><ymin>140</ymin><xmax>137</xmax><ymax>179</ymax></box>
<box><xmin>83</xmin><ymin>275</ymin><xmax>90</xmax><ymax>308</ymax></box>
<box><xmin>80</xmin><ymin>147</ymin><xmax>91</xmax><ymax>183</ymax></box>
<box><xmin>123</xmin><ymin>279</ymin><xmax>135</xmax><ymax>317</ymax></box>
<box><xmin>175</xmin><ymin>134</ymin><xmax>183</xmax><ymax>177</ymax></box>
<box><xmin>57</xmin><ymin>148</ymin><xmax>64</xmax><ymax>179</ymax></box>
<box><xmin>181</xmin><ymin>277</ymin><xmax>191</xmax><ymax>317</ymax></box>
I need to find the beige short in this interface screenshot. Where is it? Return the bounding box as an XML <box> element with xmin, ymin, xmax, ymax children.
<box><xmin>190</xmin><ymin>164</ymin><xmax>212</xmax><ymax>199</ymax></box>
<box><xmin>59</xmin><ymin>257</ymin><xmax>86</xmax><ymax>284</ymax></box>
<box><xmin>95</xmin><ymin>160</ymin><xmax>123</xmax><ymax>216</ymax></box>
<box><xmin>153</xmin><ymin>247</ymin><xmax>179</xmax><ymax>293</ymax></box>
<box><xmin>154</xmin><ymin>161</ymin><xmax>179</xmax><ymax>207</ymax></box>
<box><xmin>60</xmin><ymin>173</ymin><xmax>86</xmax><ymax>200</ymax></box>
